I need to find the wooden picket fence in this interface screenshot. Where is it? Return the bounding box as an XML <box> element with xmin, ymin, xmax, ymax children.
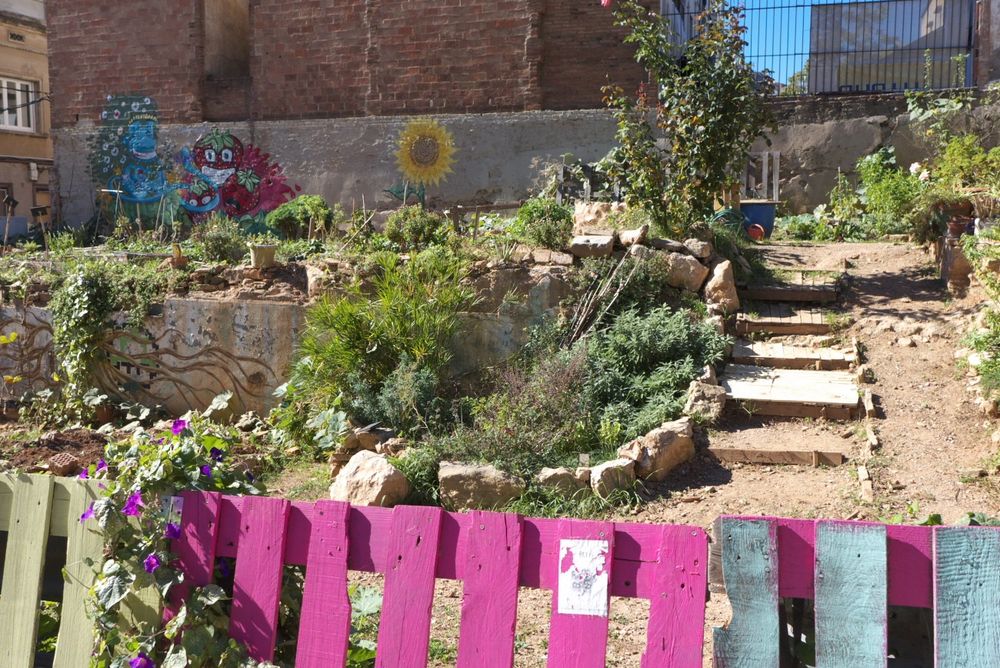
<box><xmin>0</xmin><ymin>474</ymin><xmax>102</xmax><ymax>668</ymax></box>
<box><xmin>6</xmin><ymin>479</ymin><xmax>1000</xmax><ymax>666</ymax></box>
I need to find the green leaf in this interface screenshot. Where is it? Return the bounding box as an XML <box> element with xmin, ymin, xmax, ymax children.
<box><xmin>96</xmin><ymin>571</ymin><xmax>135</xmax><ymax>609</ymax></box>
<box><xmin>162</xmin><ymin>646</ymin><xmax>188</xmax><ymax>668</ymax></box>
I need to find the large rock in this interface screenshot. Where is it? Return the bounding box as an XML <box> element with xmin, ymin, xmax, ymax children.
<box><xmin>617</xmin><ymin>224</ymin><xmax>649</xmax><ymax>247</ymax></box>
<box><xmin>568</xmin><ymin>235</ymin><xmax>614</xmax><ymax>258</ymax></box>
<box><xmin>683</xmin><ymin>381</ymin><xmax>728</xmax><ymax>423</ymax></box>
<box><xmin>589</xmin><ymin>458</ymin><xmax>636</xmax><ymax>498</ymax></box>
<box><xmin>703</xmin><ymin>260</ymin><xmax>740</xmax><ymax>315</ymax></box>
<box><xmin>684</xmin><ymin>238</ymin><xmax>714</xmax><ymax>260</ymax></box>
<box><xmin>664</xmin><ymin>252</ymin><xmax>710</xmax><ymax>292</ymax></box>
<box><xmin>438</xmin><ymin>462</ymin><xmax>526</xmax><ymax>510</ymax></box>
<box><xmin>329</xmin><ymin>451</ymin><xmax>411</xmax><ymax>507</ymax></box>
<box><xmin>536</xmin><ymin>467</ymin><xmax>589</xmax><ymax>496</ymax></box>
<box><xmin>650</xmin><ymin>238</ymin><xmax>689</xmax><ymax>254</ymax></box>
<box><xmin>574</xmin><ymin>201</ymin><xmax>626</xmax><ymax>234</ymax></box>
<box><xmin>616</xmin><ymin>417</ymin><xmax>695</xmax><ymax>482</ymax></box>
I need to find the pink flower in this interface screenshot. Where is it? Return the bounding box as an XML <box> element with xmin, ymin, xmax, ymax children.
<box><xmin>122</xmin><ymin>492</ymin><xmax>144</xmax><ymax>517</ymax></box>
<box><xmin>601</xmin><ymin>0</ymin><xmax>614</xmax><ymax>6</ymax></box>
<box><xmin>171</xmin><ymin>419</ymin><xmax>189</xmax><ymax>436</ymax></box>
<box><xmin>129</xmin><ymin>653</ymin><xmax>155</xmax><ymax>668</ymax></box>
<box><xmin>143</xmin><ymin>553</ymin><xmax>162</xmax><ymax>573</ymax></box>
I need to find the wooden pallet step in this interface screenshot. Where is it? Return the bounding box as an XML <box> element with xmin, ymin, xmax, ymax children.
<box><xmin>735</xmin><ymin>303</ymin><xmax>832</xmax><ymax>336</ymax></box>
<box><xmin>721</xmin><ymin>364</ymin><xmax>860</xmax><ymax>420</ymax></box>
<box><xmin>738</xmin><ymin>283</ymin><xmax>839</xmax><ymax>303</ymax></box>
<box><xmin>732</xmin><ymin>339</ymin><xmax>856</xmax><ymax>370</ymax></box>
<box><xmin>708</xmin><ymin>447</ymin><xmax>845</xmax><ymax>467</ymax></box>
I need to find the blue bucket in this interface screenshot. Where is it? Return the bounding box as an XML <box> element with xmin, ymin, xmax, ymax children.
<box><xmin>740</xmin><ymin>201</ymin><xmax>777</xmax><ymax>239</ymax></box>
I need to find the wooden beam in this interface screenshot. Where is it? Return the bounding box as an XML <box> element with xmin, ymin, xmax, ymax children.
<box><xmin>708</xmin><ymin>447</ymin><xmax>845</xmax><ymax>467</ymax></box>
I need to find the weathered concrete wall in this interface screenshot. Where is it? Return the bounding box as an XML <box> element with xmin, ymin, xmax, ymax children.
<box><xmin>52</xmin><ymin>96</ymin><xmax>1000</xmax><ymax>225</ymax></box>
<box><xmin>53</xmin><ymin>110</ymin><xmax>620</xmax><ymax>225</ymax></box>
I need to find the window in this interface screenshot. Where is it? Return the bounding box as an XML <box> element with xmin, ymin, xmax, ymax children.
<box><xmin>0</xmin><ymin>77</ymin><xmax>38</xmax><ymax>132</ymax></box>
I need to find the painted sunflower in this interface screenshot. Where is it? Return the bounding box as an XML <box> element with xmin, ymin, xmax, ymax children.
<box><xmin>395</xmin><ymin>119</ymin><xmax>456</xmax><ymax>186</ymax></box>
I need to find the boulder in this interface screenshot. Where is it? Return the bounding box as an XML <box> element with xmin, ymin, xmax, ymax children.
<box><xmin>573</xmin><ymin>201</ymin><xmax>626</xmax><ymax>234</ymax></box>
<box><xmin>650</xmin><ymin>238</ymin><xmax>689</xmax><ymax>254</ymax></box>
<box><xmin>617</xmin><ymin>224</ymin><xmax>649</xmax><ymax>247</ymax></box>
<box><xmin>532</xmin><ymin>248</ymin><xmax>574</xmax><ymax>266</ymax></box>
<box><xmin>589</xmin><ymin>458</ymin><xmax>636</xmax><ymax>498</ymax></box>
<box><xmin>617</xmin><ymin>418</ymin><xmax>695</xmax><ymax>482</ymax></box>
<box><xmin>438</xmin><ymin>462</ymin><xmax>526</xmax><ymax>510</ymax></box>
<box><xmin>536</xmin><ymin>467</ymin><xmax>589</xmax><ymax>496</ymax></box>
<box><xmin>568</xmin><ymin>235</ymin><xmax>615</xmax><ymax>258</ymax></box>
<box><xmin>376</xmin><ymin>437</ymin><xmax>408</xmax><ymax>457</ymax></box>
<box><xmin>628</xmin><ymin>244</ymin><xmax>655</xmax><ymax>260</ymax></box>
<box><xmin>683</xmin><ymin>381</ymin><xmax>728</xmax><ymax>423</ymax></box>
<box><xmin>574</xmin><ymin>467</ymin><xmax>592</xmax><ymax>485</ymax></box>
<box><xmin>703</xmin><ymin>260</ymin><xmax>740</xmax><ymax>315</ymax></box>
<box><xmin>684</xmin><ymin>238</ymin><xmax>714</xmax><ymax>260</ymax></box>
<box><xmin>664</xmin><ymin>252</ymin><xmax>710</xmax><ymax>292</ymax></box>
<box><xmin>329</xmin><ymin>451</ymin><xmax>411</xmax><ymax>507</ymax></box>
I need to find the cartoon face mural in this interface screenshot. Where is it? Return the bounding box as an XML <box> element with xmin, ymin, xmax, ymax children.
<box><xmin>177</xmin><ymin>129</ymin><xmax>297</xmax><ymax>224</ymax></box>
<box><xmin>90</xmin><ymin>96</ymin><xmax>299</xmax><ymax>231</ymax></box>
<box><xmin>89</xmin><ymin>96</ymin><xmax>174</xmax><ymax>207</ymax></box>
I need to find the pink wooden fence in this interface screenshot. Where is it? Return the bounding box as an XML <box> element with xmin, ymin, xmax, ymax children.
<box><xmin>171</xmin><ymin>492</ymin><xmax>709</xmax><ymax>667</ymax></box>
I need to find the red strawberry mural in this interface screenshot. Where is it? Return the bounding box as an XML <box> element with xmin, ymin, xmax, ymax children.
<box><xmin>179</xmin><ymin>129</ymin><xmax>298</xmax><ymax>229</ymax></box>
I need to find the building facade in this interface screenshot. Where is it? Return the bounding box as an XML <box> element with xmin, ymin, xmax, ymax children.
<box><xmin>0</xmin><ymin>0</ymin><xmax>51</xmax><ymax>238</ymax></box>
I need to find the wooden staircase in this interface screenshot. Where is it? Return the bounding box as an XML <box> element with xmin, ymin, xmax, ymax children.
<box><xmin>722</xmin><ymin>269</ymin><xmax>861</xmax><ymax>421</ymax></box>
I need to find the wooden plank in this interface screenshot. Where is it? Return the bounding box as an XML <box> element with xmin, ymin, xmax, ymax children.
<box><xmin>722</xmin><ymin>365</ymin><xmax>859</xmax><ymax>406</ymax></box>
<box><xmin>548</xmin><ymin>519</ymin><xmax>616</xmax><ymax>668</ymax></box>
<box><xmin>731</xmin><ymin>400</ymin><xmax>857</xmax><ymax>420</ymax></box>
<box><xmin>814</xmin><ymin>521</ymin><xmax>887</xmax><ymax>667</ymax></box>
<box><xmin>456</xmin><ymin>511</ymin><xmax>522</xmax><ymax>668</ymax></box>
<box><xmin>641</xmin><ymin>525</ymin><xmax>707</xmax><ymax>668</ymax></box>
<box><xmin>0</xmin><ymin>474</ymin><xmax>54</xmax><ymax>667</ymax></box>
<box><xmin>297</xmin><ymin>500</ymin><xmax>351</xmax><ymax>668</ymax></box>
<box><xmin>376</xmin><ymin>505</ymin><xmax>444</xmax><ymax>668</ymax></box>
<box><xmin>738</xmin><ymin>284</ymin><xmax>839</xmax><ymax>303</ymax></box>
<box><xmin>229</xmin><ymin>495</ymin><xmax>291</xmax><ymax>663</ymax></box>
<box><xmin>732</xmin><ymin>339</ymin><xmax>854</xmax><ymax>370</ymax></box>
<box><xmin>863</xmin><ymin>389</ymin><xmax>877</xmax><ymax>417</ymax></box>
<box><xmin>708</xmin><ymin>447</ymin><xmax>845</xmax><ymax>467</ymax></box>
<box><xmin>0</xmin><ymin>478</ymin><xmax>71</xmax><ymax>536</ymax></box>
<box><xmin>712</xmin><ymin>517</ymin><xmax>780</xmax><ymax>667</ymax></box>
<box><xmin>53</xmin><ymin>479</ymin><xmax>103</xmax><ymax>668</ymax></box>
<box><xmin>934</xmin><ymin>526</ymin><xmax>1000</xmax><ymax>667</ymax></box>
<box><xmin>170</xmin><ymin>490</ymin><xmax>222</xmax><ymax>611</ymax></box>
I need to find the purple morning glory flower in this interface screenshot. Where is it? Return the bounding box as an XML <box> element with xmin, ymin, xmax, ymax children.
<box><xmin>129</xmin><ymin>652</ymin><xmax>155</xmax><ymax>668</ymax></box>
<box><xmin>96</xmin><ymin>458</ymin><xmax>107</xmax><ymax>472</ymax></box>
<box><xmin>122</xmin><ymin>492</ymin><xmax>144</xmax><ymax>517</ymax></box>
<box><xmin>209</xmin><ymin>447</ymin><xmax>224</xmax><ymax>462</ymax></box>
<box><xmin>218</xmin><ymin>557</ymin><xmax>232</xmax><ymax>578</ymax></box>
<box><xmin>79</xmin><ymin>502</ymin><xmax>95</xmax><ymax>523</ymax></box>
<box><xmin>143</xmin><ymin>553</ymin><xmax>162</xmax><ymax>573</ymax></box>
<box><xmin>78</xmin><ymin>469</ymin><xmax>89</xmax><ymax>479</ymax></box>
<box><xmin>164</xmin><ymin>522</ymin><xmax>182</xmax><ymax>540</ymax></box>
<box><xmin>200</xmin><ymin>464</ymin><xmax>212</xmax><ymax>478</ymax></box>
<box><xmin>171</xmin><ymin>419</ymin><xmax>188</xmax><ymax>436</ymax></box>
<box><xmin>246</xmin><ymin>471</ymin><xmax>255</xmax><ymax>484</ymax></box>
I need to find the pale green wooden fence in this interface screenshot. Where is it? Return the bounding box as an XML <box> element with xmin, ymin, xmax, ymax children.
<box><xmin>0</xmin><ymin>474</ymin><xmax>102</xmax><ymax>668</ymax></box>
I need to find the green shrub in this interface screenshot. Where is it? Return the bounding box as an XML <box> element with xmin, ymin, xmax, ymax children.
<box><xmin>828</xmin><ymin>172</ymin><xmax>863</xmax><ymax>223</ymax></box>
<box><xmin>383</xmin><ymin>205</ymin><xmax>451</xmax><ymax>251</ymax></box>
<box><xmin>582</xmin><ymin>306</ymin><xmax>729</xmax><ymax>440</ymax></box>
<box><xmin>511</xmin><ymin>198</ymin><xmax>574</xmax><ymax>249</ymax></box>
<box><xmin>265</xmin><ymin>195</ymin><xmax>343</xmax><ymax>239</ymax></box>
<box><xmin>856</xmin><ymin>148</ymin><xmax>924</xmax><ymax>236</ymax></box>
<box><xmin>271</xmin><ymin>248</ymin><xmax>474</xmax><ymax>445</ymax></box>
<box><xmin>774</xmin><ymin>214</ymin><xmax>819</xmax><ymax>240</ymax></box>
<box><xmin>195</xmin><ymin>215</ymin><xmax>246</xmax><ymax>263</ymax></box>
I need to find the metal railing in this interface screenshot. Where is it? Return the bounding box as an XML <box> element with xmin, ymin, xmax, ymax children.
<box><xmin>741</xmin><ymin>0</ymin><xmax>977</xmax><ymax>95</ymax></box>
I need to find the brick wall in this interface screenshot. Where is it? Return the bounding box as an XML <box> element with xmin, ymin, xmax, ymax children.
<box><xmin>46</xmin><ymin>0</ymin><xmax>641</xmax><ymax>128</ymax></box>
<box><xmin>540</xmin><ymin>0</ymin><xmax>650</xmax><ymax>110</ymax></box>
<box><xmin>47</xmin><ymin>0</ymin><xmax>204</xmax><ymax>127</ymax></box>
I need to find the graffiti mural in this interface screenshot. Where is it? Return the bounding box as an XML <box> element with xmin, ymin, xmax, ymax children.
<box><xmin>178</xmin><ymin>129</ymin><xmax>297</xmax><ymax>228</ymax></box>
<box><xmin>89</xmin><ymin>95</ymin><xmax>299</xmax><ymax>232</ymax></box>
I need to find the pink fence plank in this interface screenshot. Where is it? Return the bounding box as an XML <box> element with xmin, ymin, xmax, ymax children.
<box><xmin>456</xmin><ymin>511</ymin><xmax>523</xmax><ymax>668</ymax></box>
<box><xmin>296</xmin><ymin>501</ymin><xmax>351</xmax><ymax>668</ymax></box>
<box><xmin>170</xmin><ymin>491</ymin><xmax>222</xmax><ymax>612</ymax></box>
<box><xmin>721</xmin><ymin>515</ymin><xmax>934</xmax><ymax>608</ymax></box>
<box><xmin>641</xmin><ymin>525</ymin><xmax>707</xmax><ymax>668</ymax></box>
<box><xmin>375</xmin><ymin>505</ymin><xmax>444</xmax><ymax>668</ymax></box>
<box><xmin>229</xmin><ymin>495</ymin><xmax>291</xmax><ymax>662</ymax></box>
<box><xmin>547</xmin><ymin>519</ymin><xmax>616</xmax><ymax>668</ymax></box>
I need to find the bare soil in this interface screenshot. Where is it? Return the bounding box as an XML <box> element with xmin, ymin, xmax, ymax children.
<box><xmin>0</xmin><ymin>426</ymin><xmax>106</xmax><ymax>474</ymax></box>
